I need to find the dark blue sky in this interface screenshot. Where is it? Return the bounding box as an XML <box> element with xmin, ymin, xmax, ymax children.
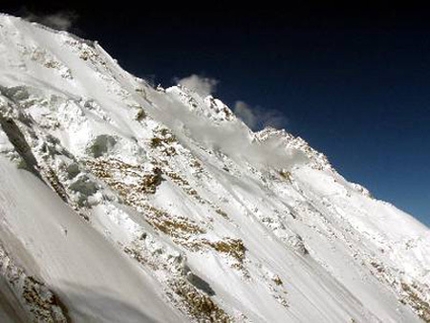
<box><xmin>3</xmin><ymin>3</ymin><xmax>430</xmax><ymax>226</ymax></box>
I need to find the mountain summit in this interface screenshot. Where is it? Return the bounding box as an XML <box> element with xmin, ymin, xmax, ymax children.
<box><xmin>0</xmin><ymin>14</ymin><xmax>429</xmax><ymax>323</ymax></box>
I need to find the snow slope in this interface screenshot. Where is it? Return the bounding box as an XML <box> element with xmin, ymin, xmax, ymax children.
<box><xmin>0</xmin><ymin>14</ymin><xmax>429</xmax><ymax>322</ymax></box>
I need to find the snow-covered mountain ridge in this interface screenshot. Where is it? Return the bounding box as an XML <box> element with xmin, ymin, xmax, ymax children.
<box><xmin>0</xmin><ymin>14</ymin><xmax>429</xmax><ymax>322</ymax></box>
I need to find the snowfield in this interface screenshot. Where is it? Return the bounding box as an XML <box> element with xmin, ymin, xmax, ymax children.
<box><xmin>0</xmin><ymin>14</ymin><xmax>429</xmax><ymax>322</ymax></box>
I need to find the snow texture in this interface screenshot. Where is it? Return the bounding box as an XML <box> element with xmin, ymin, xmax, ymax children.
<box><xmin>0</xmin><ymin>14</ymin><xmax>429</xmax><ymax>322</ymax></box>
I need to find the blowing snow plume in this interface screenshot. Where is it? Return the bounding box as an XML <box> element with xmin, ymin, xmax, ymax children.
<box><xmin>234</xmin><ymin>100</ymin><xmax>288</xmax><ymax>130</ymax></box>
<box><xmin>23</xmin><ymin>10</ymin><xmax>78</xmax><ymax>31</ymax></box>
<box><xmin>0</xmin><ymin>14</ymin><xmax>429</xmax><ymax>323</ymax></box>
<box><xmin>174</xmin><ymin>75</ymin><xmax>288</xmax><ymax>131</ymax></box>
<box><xmin>175</xmin><ymin>74</ymin><xmax>219</xmax><ymax>97</ymax></box>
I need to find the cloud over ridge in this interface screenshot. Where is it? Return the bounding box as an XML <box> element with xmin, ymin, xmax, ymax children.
<box><xmin>175</xmin><ymin>74</ymin><xmax>219</xmax><ymax>97</ymax></box>
<box><xmin>23</xmin><ymin>10</ymin><xmax>78</xmax><ymax>31</ymax></box>
<box><xmin>234</xmin><ymin>101</ymin><xmax>288</xmax><ymax>130</ymax></box>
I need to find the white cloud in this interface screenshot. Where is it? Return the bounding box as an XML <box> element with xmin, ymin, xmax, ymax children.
<box><xmin>234</xmin><ymin>101</ymin><xmax>258</xmax><ymax>129</ymax></box>
<box><xmin>234</xmin><ymin>100</ymin><xmax>288</xmax><ymax>130</ymax></box>
<box><xmin>23</xmin><ymin>11</ymin><xmax>77</xmax><ymax>31</ymax></box>
<box><xmin>175</xmin><ymin>74</ymin><xmax>218</xmax><ymax>97</ymax></box>
<box><xmin>174</xmin><ymin>74</ymin><xmax>288</xmax><ymax>131</ymax></box>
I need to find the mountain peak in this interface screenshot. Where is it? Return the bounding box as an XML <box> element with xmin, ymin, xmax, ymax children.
<box><xmin>0</xmin><ymin>14</ymin><xmax>429</xmax><ymax>323</ymax></box>
<box><xmin>166</xmin><ymin>84</ymin><xmax>236</xmax><ymax>125</ymax></box>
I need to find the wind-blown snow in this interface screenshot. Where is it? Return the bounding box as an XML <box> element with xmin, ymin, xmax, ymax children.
<box><xmin>0</xmin><ymin>14</ymin><xmax>429</xmax><ymax>323</ymax></box>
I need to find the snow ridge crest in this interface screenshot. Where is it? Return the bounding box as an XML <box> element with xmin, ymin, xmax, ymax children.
<box><xmin>0</xmin><ymin>13</ymin><xmax>429</xmax><ymax>323</ymax></box>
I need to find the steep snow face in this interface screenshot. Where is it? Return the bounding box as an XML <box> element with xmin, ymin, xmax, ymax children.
<box><xmin>0</xmin><ymin>14</ymin><xmax>429</xmax><ymax>323</ymax></box>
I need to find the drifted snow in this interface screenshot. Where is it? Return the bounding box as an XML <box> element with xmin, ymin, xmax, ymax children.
<box><xmin>0</xmin><ymin>14</ymin><xmax>429</xmax><ymax>322</ymax></box>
